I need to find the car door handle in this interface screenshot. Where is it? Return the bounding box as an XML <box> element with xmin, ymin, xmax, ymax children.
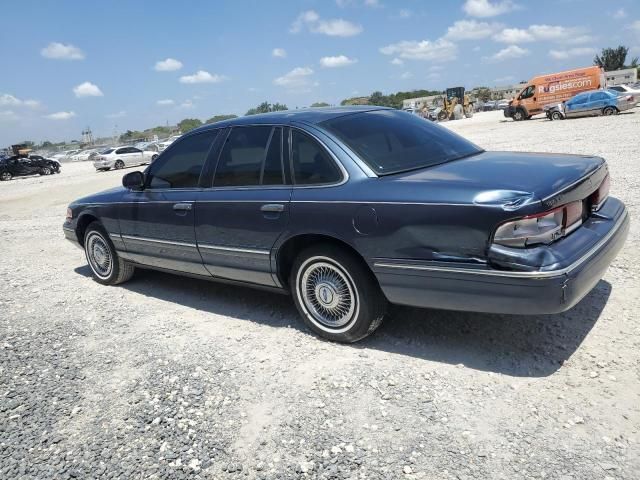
<box><xmin>260</xmin><ymin>203</ymin><xmax>284</xmax><ymax>213</ymax></box>
<box><xmin>173</xmin><ymin>203</ymin><xmax>192</xmax><ymax>211</ymax></box>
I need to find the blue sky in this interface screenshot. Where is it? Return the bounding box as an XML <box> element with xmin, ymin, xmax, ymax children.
<box><xmin>1</xmin><ymin>0</ymin><xmax>639</xmax><ymax>145</ymax></box>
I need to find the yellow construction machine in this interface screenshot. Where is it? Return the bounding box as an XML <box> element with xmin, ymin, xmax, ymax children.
<box><xmin>435</xmin><ymin>87</ymin><xmax>475</xmax><ymax>121</ymax></box>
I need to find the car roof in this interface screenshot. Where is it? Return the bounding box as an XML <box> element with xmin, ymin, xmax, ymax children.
<box><xmin>190</xmin><ymin>106</ymin><xmax>390</xmax><ymax>134</ymax></box>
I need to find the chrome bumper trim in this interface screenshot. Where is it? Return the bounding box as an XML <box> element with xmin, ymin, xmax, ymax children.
<box><xmin>374</xmin><ymin>211</ymin><xmax>627</xmax><ymax>280</ymax></box>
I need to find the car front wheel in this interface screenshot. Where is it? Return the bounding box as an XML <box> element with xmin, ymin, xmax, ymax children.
<box><xmin>84</xmin><ymin>222</ymin><xmax>135</xmax><ymax>285</ymax></box>
<box><xmin>513</xmin><ymin>108</ymin><xmax>526</xmax><ymax>121</ymax></box>
<box><xmin>290</xmin><ymin>245</ymin><xmax>387</xmax><ymax>343</ymax></box>
<box><xmin>551</xmin><ymin>111</ymin><xmax>563</xmax><ymax>121</ymax></box>
<box><xmin>40</xmin><ymin>167</ymin><xmax>52</xmax><ymax>175</ymax></box>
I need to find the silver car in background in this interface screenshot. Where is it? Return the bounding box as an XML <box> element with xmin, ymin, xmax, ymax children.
<box><xmin>544</xmin><ymin>89</ymin><xmax>636</xmax><ymax>120</ymax></box>
<box><xmin>93</xmin><ymin>146</ymin><xmax>158</xmax><ymax>171</ymax></box>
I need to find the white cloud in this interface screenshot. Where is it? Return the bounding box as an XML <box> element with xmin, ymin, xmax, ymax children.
<box><xmin>493</xmin><ymin>24</ymin><xmax>592</xmax><ymax>44</ymax></box>
<box><xmin>487</xmin><ymin>45</ymin><xmax>529</xmax><ymax>62</ymax></box>
<box><xmin>154</xmin><ymin>58</ymin><xmax>183</xmax><ymax>71</ymax></box>
<box><xmin>320</xmin><ymin>55</ymin><xmax>358</xmax><ymax>68</ymax></box>
<box><xmin>400</xmin><ymin>71</ymin><xmax>413</xmax><ymax>79</ymax></box>
<box><xmin>45</xmin><ymin>111</ymin><xmax>76</xmax><ymax>120</ymax></box>
<box><xmin>445</xmin><ymin>20</ymin><xmax>502</xmax><ymax>40</ymax></box>
<box><xmin>0</xmin><ymin>110</ymin><xmax>17</xmax><ymax>121</ymax></box>
<box><xmin>0</xmin><ymin>94</ymin><xmax>42</xmax><ymax>110</ymax></box>
<box><xmin>380</xmin><ymin>38</ymin><xmax>458</xmax><ymax>61</ymax></box>
<box><xmin>0</xmin><ymin>94</ymin><xmax>21</xmax><ymax>106</ymax></box>
<box><xmin>156</xmin><ymin>99</ymin><xmax>175</xmax><ymax>106</ymax></box>
<box><xmin>274</xmin><ymin>67</ymin><xmax>314</xmax><ymax>88</ymax></box>
<box><xmin>106</xmin><ymin>111</ymin><xmax>127</xmax><ymax>118</ymax></box>
<box><xmin>40</xmin><ymin>42</ymin><xmax>85</xmax><ymax>60</ymax></box>
<box><xmin>398</xmin><ymin>9</ymin><xmax>412</xmax><ymax>19</ymax></box>
<box><xmin>73</xmin><ymin>81</ymin><xmax>103</xmax><ymax>98</ymax></box>
<box><xmin>272</xmin><ymin>48</ymin><xmax>287</xmax><ymax>58</ymax></box>
<box><xmin>549</xmin><ymin>47</ymin><xmax>596</xmax><ymax>60</ymax></box>
<box><xmin>291</xmin><ymin>10</ymin><xmax>363</xmax><ymax>37</ymax></box>
<box><xmin>611</xmin><ymin>8</ymin><xmax>626</xmax><ymax>20</ymax></box>
<box><xmin>493</xmin><ymin>28</ymin><xmax>534</xmax><ymax>43</ymax></box>
<box><xmin>179</xmin><ymin>70</ymin><xmax>226</xmax><ymax>84</ymax></box>
<box><xmin>179</xmin><ymin>100</ymin><xmax>195</xmax><ymax>108</ymax></box>
<box><xmin>463</xmin><ymin>0</ymin><xmax>516</xmax><ymax>18</ymax></box>
<box><xmin>629</xmin><ymin>20</ymin><xmax>640</xmax><ymax>32</ymax></box>
<box><xmin>391</xmin><ymin>57</ymin><xmax>404</xmax><ymax>65</ymax></box>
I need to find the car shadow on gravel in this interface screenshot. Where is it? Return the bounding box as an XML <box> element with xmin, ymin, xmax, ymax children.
<box><xmin>75</xmin><ymin>266</ymin><xmax>610</xmax><ymax>378</ymax></box>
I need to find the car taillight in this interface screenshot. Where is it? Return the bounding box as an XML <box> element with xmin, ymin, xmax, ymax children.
<box><xmin>590</xmin><ymin>175</ymin><xmax>610</xmax><ymax>211</ymax></box>
<box><xmin>494</xmin><ymin>200</ymin><xmax>584</xmax><ymax>248</ymax></box>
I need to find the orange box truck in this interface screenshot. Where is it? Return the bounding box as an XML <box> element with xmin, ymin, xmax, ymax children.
<box><xmin>504</xmin><ymin>66</ymin><xmax>605</xmax><ymax>121</ymax></box>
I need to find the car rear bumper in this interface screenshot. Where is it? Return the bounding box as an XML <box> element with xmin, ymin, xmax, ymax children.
<box><xmin>93</xmin><ymin>159</ymin><xmax>115</xmax><ymax>169</ymax></box>
<box><xmin>372</xmin><ymin>200</ymin><xmax>629</xmax><ymax>315</ymax></box>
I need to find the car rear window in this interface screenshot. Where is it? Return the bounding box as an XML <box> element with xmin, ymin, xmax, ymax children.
<box><xmin>320</xmin><ymin>110</ymin><xmax>482</xmax><ymax>175</ymax></box>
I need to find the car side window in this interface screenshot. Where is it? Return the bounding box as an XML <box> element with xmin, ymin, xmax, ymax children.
<box><xmin>519</xmin><ymin>85</ymin><xmax>535</xmax><ymax>100</ymax></box>
<box><xmin>213</xmin><ymin>126</ymin><xmax>284</xmax><ymax>187</ymax></box>
<box><xmin>115</xmin><ymin>147</ymin><xmax>128</xmax><ymax>154</ymax></box>
<box><xmin>262</xmin><ymin>127</ymin><xmax>284</xmax><ymax>185</ymax></box>
<box><xmin>572</xmin><ymin>95</ymin><xmax>588</xmax><ymax>105</ymax></box>
<box><xmin>148</xmin><ymin>130</ymin><xmax>218</xmax><ymax>189</ymax></box>
<box><xmin>130</xmin><ymin>147</ymin><xmax>142</xmax><ymax>153</ymax></box>
<box><xmin>590</xmin><ymin>92</ymin><xmax>607</xmax><ymax>101</ymax></box>
<box><xmin>291</xmin><ymin>130</ymin><xmax>342</xmax><ymax>185</ymax></box>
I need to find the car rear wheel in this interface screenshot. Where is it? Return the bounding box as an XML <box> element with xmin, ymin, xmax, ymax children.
<box><xmin>603</xmin><ymin>106</ymin><xmax>617</xmax><ymax>116</ymax></box>
<box><xmin>151</xmin><ymin>154</ymin><xmax>158</xmax><ymax>162</ymax></box>
<box><xmin>84</xmin><ymin>222</ymin><xmax>135</xmax><ymax>285</ymax></box>
<box><xmin>0</xmin><ymin>171</ymin><xmax>12</xmax><ymax>181</ymax></box>
<box><xmin>290</xmin><ymin>244</ymin><xmax>387</xmax><ymax>343</ymax></box>
<box><xmin>114</xmin><ymin>160</ymin><xmax>125</xmax><ymax>169</ymax></box>
<box><xmin>551</xmin><ymin>111</ymin><xmax>563</xmax><ymax>121</ymax></box>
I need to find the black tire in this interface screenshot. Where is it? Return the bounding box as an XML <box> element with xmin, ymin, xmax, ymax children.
<box><xmin>151</xmin><ymin>154</ymin><xmax>158</xmax><ymax>162</ymax></box>
<box><xmin>0</xmin><ymin>171</ymin><xmax>12</xmax><ymax>181</ymax></box>
<box><xmin>290</xmin><ymin>244</ymin><xmax>387</xmax><ymax>343</ymax></box>
<box><xmin>603</xmin><ymin>106</ymin><xmax>617</xmax><ymax>116</ymax></box>
<box><xmin>83</xmin><ymin>221</ymin><xmax>135</xmax><ymax>285</ymax></box>
<box><xmin>551</xmin><ymin>111</ymin><xmax>563</xmax><ymax>121</ymax></box>
<box><xmin>114</xmin><ymin>160</ymin><xmax>125</xmax><ymax>169</ymax></box>
<box><xmin>513</xmin><ymin>108</ymin><xmax>526</xmax><ymax>121</ymax></box>
<box><xmin>40</xmin><ymin>167</ymin><xmax>52</xmax><ymax>175</ymax></box>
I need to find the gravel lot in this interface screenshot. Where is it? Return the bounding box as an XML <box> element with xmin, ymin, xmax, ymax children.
<box><xmin>1</xmin><ymin>110</ymin><xmax>639</xmax><ymax>479</ymax></box>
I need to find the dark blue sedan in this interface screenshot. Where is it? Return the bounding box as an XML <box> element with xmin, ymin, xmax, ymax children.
<box><xmin>63</xmin><ymin>107</ymin><xmax>628</xmax><ymax>342</ymax></box>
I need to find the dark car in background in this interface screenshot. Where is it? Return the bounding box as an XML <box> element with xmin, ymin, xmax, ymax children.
<box><xmin>63</xmin><ymin>107</ymin><xmax>628</xmax><ymax>342</ymax></box>
<box><xmin>0</xmin><ymin>155</ymin><xmax>60</xmax><ymax>181</ymax></box>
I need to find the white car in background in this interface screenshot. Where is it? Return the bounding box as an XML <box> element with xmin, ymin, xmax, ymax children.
<box><xmin>607</xmin><ymin>84</ymin><xmax>640</xmax><ymax>105</ymax></box>
<box><xmin>92</xmin><ymin>146</ymin><xmax>158</xmax><ymax>171</ymax></box>
<box><xmin>157</xmin><ymin>134</ymin><xmax>182</xmax><ymax>152</ymax></box>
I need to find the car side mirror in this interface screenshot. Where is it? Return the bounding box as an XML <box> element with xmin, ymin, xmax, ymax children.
<box><xmin>122</xmin><ymin>171</ymin><xmax>144</xmax><ymax>190</ymax></box>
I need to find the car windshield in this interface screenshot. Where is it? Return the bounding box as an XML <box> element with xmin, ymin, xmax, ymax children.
<box><xmin>320</xmin><ymin>109</ymin><xmax>483</xmax><ymax>175</ymax></box>
<box><xmin>100</xmin><ymin>148</ymin><xmax>115</xmax><ymax>154</ymax></box>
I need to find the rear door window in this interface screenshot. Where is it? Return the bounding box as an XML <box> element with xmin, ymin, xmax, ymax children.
<box><xmin>290</xmin><ymin>130</ymin><xmax>342</xmax><ymax>185</ymax></box>
<box><xmin>213</xmin><ymin>126</ymin><xmax>285</xmax><ymax>187</ymax></box>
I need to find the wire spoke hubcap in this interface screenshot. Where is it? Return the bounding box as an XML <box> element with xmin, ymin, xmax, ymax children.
<box><xmin>87</xmin><ymin>233</ymin><xmax>113</xmax><ymax>278</ymax></box>
<box><xmin>301</xmin><ymin>261</ymin><xmax>356</xmax><ymax>329</ymax></box>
